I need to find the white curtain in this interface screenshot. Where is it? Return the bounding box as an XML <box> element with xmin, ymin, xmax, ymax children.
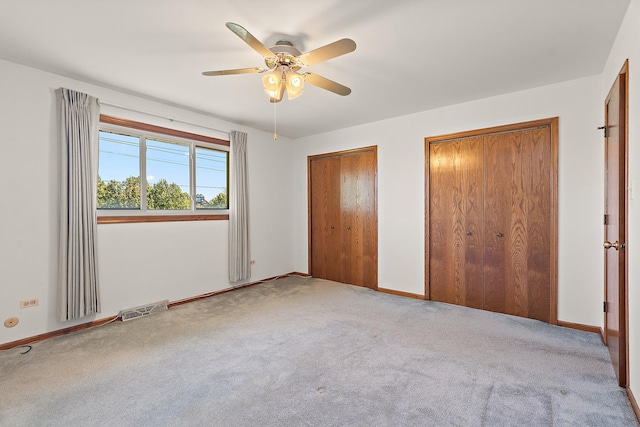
<box><xmin>229</xmin><ymin>130</ymin><xmax>251</xmax><ymax>282</ymax></box>
<box><xmin>57</xmin><ymin>88</ymin><xmax>101</xmax><ymax>321</ymax></box>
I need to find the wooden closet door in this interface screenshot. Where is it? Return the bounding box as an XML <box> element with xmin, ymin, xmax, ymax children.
<box><xmin>310</xmin><ymin>156</ymin><xmax>342</xmax><ymax>282</ymax></box>
<box><xmin>483</xmin><ymin>128</ymin><xmax>551</xmax><ymax>322</ymax></box>
<box><xmin>340</xmin><ymin>150</ymin><xmax>378</xmax><ymax>288</ymax></box>
<box><xmin>429</xmin><ymin>137</ymin><xmax>484</xmax><ymax>308</ymax></box>
<box><xmin>309</xmin><ymin>147</ymin><xmax>378</xmax><ymax>289</ymax></box>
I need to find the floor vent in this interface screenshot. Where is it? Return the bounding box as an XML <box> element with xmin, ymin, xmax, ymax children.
<box><xmin>118</xmin><ymin>300</ymin><xmax>169</xmax><ymax>321</ymax></box>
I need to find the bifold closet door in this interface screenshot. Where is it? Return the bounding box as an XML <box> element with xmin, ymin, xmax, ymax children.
<box><xmin>429</xmin><ymin>137</ymin><xmax>484</xmax><ymax>309</ymax></box>
<box><xmin>427</xmin><ymin>118</ymin><xmax>557</xmax><ymax>324</ymax></box>
<box><xmin>483</xmin><ymin>128</ymin><xmax>552</xmax><ymax>322</ymax></box>
<box><xmin>309</xmin><ymin>147</ymin><xmax>378</xmax><ymax>289</ymax></box>
<box><xmin>340</xmin><ymin>151</ymin><xmax>377</xmax><ymax>288</ymax></box>
<box><xmin>310</xmin><ymin>156</ymin><xmax>342</xmax><ymax>282</ymax></box>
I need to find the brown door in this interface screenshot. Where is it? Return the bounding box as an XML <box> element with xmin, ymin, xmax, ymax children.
<box><xmin>340</xmin><ymin>151</ymin><xmax>378</xmax><ymax>288</ymax></box>
<box><xmin>309</xmin><ymin>147</ymin><xmax>378</xmax><ymax>289</ymax></box>
<box><xmin>310</xmin><ymin>156</ymin><xmax>342</xmax><ymax>282</ymax></box>
<box><xmin>426</xmin><ymin>118</ymin><xmax>558</xmax><ymax>323</ymax></box>
<box><xmin>603</xmin><ymin>61</ymin><xmax>628</xmax><ymax>387</ymax></box>
<box><xmin>484</xmin><ymin>128</ymin><xmax>552</xmax><ymax>322</ymax></box>
<box><xmin>429</xmin><ymin>137</ymin><xmax>484</xmax><ymax>309</ymax></box>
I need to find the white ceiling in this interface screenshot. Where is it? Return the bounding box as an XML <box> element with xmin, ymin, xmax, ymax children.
<box><xmin>0</xmin><ymin>0</ymin><xmax>631</xmax><ymax>138</ymax></box>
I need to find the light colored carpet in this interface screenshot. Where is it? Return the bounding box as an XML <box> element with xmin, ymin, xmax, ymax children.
<box><xmin>0</xmin><ymin>276</ymin><xmax>637</xmax><ymax>426</ymax></box>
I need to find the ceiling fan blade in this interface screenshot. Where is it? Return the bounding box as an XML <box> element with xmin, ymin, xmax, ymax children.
<box><xmin>226</xmin><ymin>22</ymin><xmax>275</xmax><ymax>58</ymax></box>
<box><xmin>304</xmin><ymin>73</ymin><xmax>352</xmax><ymax>96</ymax></box>
<box><xmin>298</xmin><ymin>39</ymin><xmax>356</xmax><ymax>66</ymax></box>
<box><xmin>202</xmin><ymin>67</ymin><xmax>265</xmax><ymax>76</ymax></box>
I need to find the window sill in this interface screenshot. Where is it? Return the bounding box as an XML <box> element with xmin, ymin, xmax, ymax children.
<box><xmin>97</xmin><ymin>214</ymin><xmax>229</xmax><ymax>224</ymax></box>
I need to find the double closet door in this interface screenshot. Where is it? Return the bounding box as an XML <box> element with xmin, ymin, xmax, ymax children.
<box><xmin>309</xmin><ymin>147</ymin><xmax>378</xmax><ymax>289</ymax></box>
<box><xmin>427</xmin><ymin>119</ymin><xmax>557</xmax><ymax>323</ymax></box>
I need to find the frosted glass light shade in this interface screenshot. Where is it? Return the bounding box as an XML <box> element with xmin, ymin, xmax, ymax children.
<box><xmin>286</xmin><ymin>71</ymin><xmax>304</xmax><ymax>100</ymax></box>
<box><xmin>262</xmin><ymin>71</ymin><xmax>284</xmax><ymax>100</ymax></box>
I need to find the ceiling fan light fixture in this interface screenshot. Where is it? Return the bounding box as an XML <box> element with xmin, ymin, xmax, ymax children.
<box><xmin>272</xmin><ymin>81</ymin><xmax>286</xmax><ymax>102</ymax></box>
<box><xmin>262</xmin><ymin>70</ymin><xmax>284</xmax><ymax>99</ymax></box>
<box><xmin>285</xmin><ymin>71</ymin><xmax>304</xmax><ymax>100</ymax></box>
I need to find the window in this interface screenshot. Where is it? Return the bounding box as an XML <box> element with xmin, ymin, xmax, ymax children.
<box><xmin>97</xmin><ymin>115</ymin><xmax>229</xmax><ymax>223</ymax></box>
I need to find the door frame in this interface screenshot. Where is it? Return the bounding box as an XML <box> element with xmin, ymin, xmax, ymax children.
<box><xmin>603</xmin><ymin>59</ymin><xmax>629</xmax><ymax>387</ymax></box>
<box><xmin>425</xmin><ymin>117</ymin><xmax>559</xmax><ymax>324</ymax></box>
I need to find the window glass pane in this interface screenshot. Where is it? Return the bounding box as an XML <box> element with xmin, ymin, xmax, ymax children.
<box><xmin>146</xmin><ymin>138</ymin><xmax>191</xmax><ymax>210</ymax></box>
<box><xmin>97</xmin><ymin>131</ymin><xmax>141</xmax><ymax>209</ymax></box>
<box><xmin>195</xmin><ymin>147</ymin><xmax>228</xmax><ymax>209</ymax></box>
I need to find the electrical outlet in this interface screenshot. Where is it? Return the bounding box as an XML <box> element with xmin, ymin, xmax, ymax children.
<box><xmin>20</xmin><ymin>298</ymin><xmax>39</xmax><ymax>309</ymax></box>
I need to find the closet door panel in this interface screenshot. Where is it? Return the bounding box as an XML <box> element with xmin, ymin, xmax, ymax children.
<box><xmin>483</xmin><ymin>132</ymin><xmax>515</xmax><ymax>315</ymax></box>
<box><xmin>429</xmin><ymin>137</ymin><xmax>483</xmax><ymax>308</ymax></box>
<box><xmin>520</xmin><ymin>127</ymin><xmax>552</xmax><ymax>322</ymax></box>
<box><xmin>484</xmin><ymin>129</ymin><xmax>551</xmax><ymax>322</ymax></box>
<box><xmin>310</xmin><ymin>156</ymin><xmax>342</xmax><ymax>282</ymax></box>
<box><xmin>340</xmin><ymin>154</ymin><xmax>355</xmax><ymax>285</ymax></box>
<box><xmin>341</xmin><ymin>150</ymin><xmax>377</xmax><ymax>288</ymax></box>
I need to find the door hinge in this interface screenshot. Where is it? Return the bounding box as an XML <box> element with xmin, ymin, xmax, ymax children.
<box><xmin>604</xmin><ymin>301</ymin><xmax>608</xmax><ymax>313</ymax></box>
<box><xmin>598</xmin><ymin>125</ymin><xmax>610</xmax><ymax>138</ymax></box>
<box><xmin>604</xmin><ymin>214</ymin><xmax>609</xmax><ymax>225</ymax></box>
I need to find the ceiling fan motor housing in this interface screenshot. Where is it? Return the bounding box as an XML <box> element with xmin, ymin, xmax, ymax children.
<box><xmin>266</xmin><ymin>41</ymin><xmax>303</xmax><ymax>70</ymax></box>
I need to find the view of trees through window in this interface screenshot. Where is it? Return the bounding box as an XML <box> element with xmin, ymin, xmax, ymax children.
<box><xmin>97</xmin><ymin>128</ymin><xmax>228</xmax><ymax>211</ymax></box>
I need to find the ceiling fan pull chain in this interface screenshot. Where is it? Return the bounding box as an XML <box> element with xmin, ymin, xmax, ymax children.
<box><xmin>273</xmin><ymin>99</ymin><xmax>278</xmax><ymax>140</ymax></box>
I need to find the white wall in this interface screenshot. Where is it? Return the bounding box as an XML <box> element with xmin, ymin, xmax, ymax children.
<box><xmin>601</xmin><ymin>0</ymin><xmax>640</xmax><ymax>403</ymax></box>
<box><xmin>293</xmin><ymin>74</ymin><xmax>604</xmax><ymax>327</ymax></box>
<box><xmin>0</xmin><ymin>59</ymin><xmax>296</xmax><ymax>345</ymax></box>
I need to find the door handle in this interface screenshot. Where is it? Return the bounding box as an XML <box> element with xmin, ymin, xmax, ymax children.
<box><xmin>603</xmin><ymin>241</ymin><xmax>620</xmax><ymax>250</ymax></box>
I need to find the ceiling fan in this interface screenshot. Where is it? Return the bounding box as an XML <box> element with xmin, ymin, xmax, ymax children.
<box><xmin>202</xmin><ymin>22</ymin><xmax>356</xmax><ymax>103</ymax></box>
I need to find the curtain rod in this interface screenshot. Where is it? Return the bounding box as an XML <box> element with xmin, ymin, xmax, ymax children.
<box><xmin>98</xmin><ymin>101</ymin><xmax>230</xmax><ymax>137</ymax></box>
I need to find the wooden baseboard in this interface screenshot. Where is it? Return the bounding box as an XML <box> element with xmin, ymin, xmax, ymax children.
<box><xmin>169</xmin><ymin>272</ymin><xmax>311</xmax><ymax>307</ymax></box>
<box><xmin>0</xmin><ymin>316</ymin><xmax>119</xmax><ymax>351</ymax></box>
<box><xmin>377</xmin><ymin>287</ymin><xmax>425</xmax><ymax>300</ymax></box>
<box><xmin>0</xmin><ymin>272</ymin><xmax>310</xmax><ymax>351</ymax></box>
<box><xmin>629</xmin><ymin>387</ymin><xmax>640</xmax><ymax>423</ymax></box>
<box><xmin>557</xmin><ymin>320</ymin><xmax>602</xmax><ymax>336</ymax></box>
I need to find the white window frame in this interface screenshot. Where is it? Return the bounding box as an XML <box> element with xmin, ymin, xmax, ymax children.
<box><xmin>97</xmin><ymin>117</ymin><xmax>229</xmax><ymax>222</ymax></box>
